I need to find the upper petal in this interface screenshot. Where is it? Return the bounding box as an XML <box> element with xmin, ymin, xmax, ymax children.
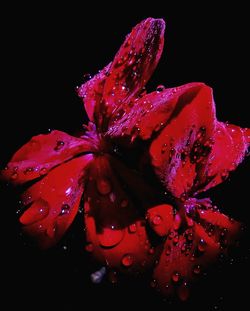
<box><xmin>19</xmin><ymin>154</ymin><xmax>93</xmax><ymax>248</ymax></box>
<box><xmin>148</xmin><ymin>83</ymin><xmax>215</xmax><ymax>198</ymax></box>
<box><xmin>1</xmin><ymin>130</ymin><xmax>92</xmax><ymax>185</ymax></box>
<box><xmin>77</xmin><ymin>18</ymin><xmax>165</xmax><ymax>131</ymax></box>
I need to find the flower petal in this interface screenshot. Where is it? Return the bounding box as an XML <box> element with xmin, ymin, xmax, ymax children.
<box><xmin>153</xmin><ymin>204</ymin><xmax>240</xmax><ymax>298</ymax></box>
<box><xmin>78</xmin><ymin>18</ymin><xmax>165</xmax><ymax>131</ymax></box>
<box><xmin>148</xmin><ymin>83</ymin><xmax>215</xmax><ymax>198</ymax></box>
<box><xmin>83</xmin><ymin>155</ymin><xmax>162</xmax><ymax>272</ymax></box>
<box><xmin>107</xmin><ymin>82</ymin><xmax>206</xmax><ymax>141</ymax></box>
<box><xmin>195</xmin><ymin>122</ymin><xmax>250</xmax><ymax>193</ymax></box>
<box><xmin>1</xmin><ymin>130</ymin><xmax>92</xmax><ymax>185</ymax></box>
<box><xmin>104</xmin><ymin>18</ymin><xmax>165</xmax><ymax>121</ymax></box>
<box><xmin>77</xmin><ymin>64</ymin><xmax>111</xmax><ymax>121</ymax></box>
<box><xmin>19</xmin><ymin>154</ymin><xmax>93</xmax><ymax>248</ymax></box>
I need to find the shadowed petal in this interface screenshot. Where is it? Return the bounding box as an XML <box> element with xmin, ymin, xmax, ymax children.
<box><xmin>19</xmin><ymin>154</ymin><xmax>93</xmax><ymax>248</ymax></box>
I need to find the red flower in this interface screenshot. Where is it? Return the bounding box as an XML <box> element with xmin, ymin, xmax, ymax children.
<box><xmin>1</xmin><ymin>18</ymin><xmax>250</xmax><ymax>299</ymax></box>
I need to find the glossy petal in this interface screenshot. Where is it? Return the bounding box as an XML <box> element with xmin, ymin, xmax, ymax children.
<box><xmin>77</xmin><ymin>64</ymin><xmax>111</xmax><ymax>122</ymax></box>
<box><xmin>20</xmin><ymin>155</ymin><xmax>93</xmax><ymax>248</ymax></box>
<box><xmin>83</xmin><ymin>155</ymin><xmax>162</xmax><ymax>272</ymax></box>
<box><xmin>1</xmin><ymin>131</ymin><xmax>92</xmax><ymax>185</ymax></box>
<box><xmin>78</xmin><ymin>18</ymin><xmax>165</xmax><ymax>131</ymax></box>
<box><xmin>195</xmin><ymin>122</ymin><xmax>250</xmax><ymax>193</ymax></box>
<box><xmin>153</xmin><ymin>204</ymin><xmax>240</xmax><ymax>298</ymax></box>
<box><xmin>149</xmin><ymin>83</ymin><xmax>215</xmax><ymax>198</ymax></box>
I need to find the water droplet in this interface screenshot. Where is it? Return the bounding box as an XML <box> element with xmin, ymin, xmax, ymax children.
<box><xmin>60</xmin><ymin>204</ymin><xmax>70</xmax><ymax>215</ymax></box>
<box><xmin>156</xmin><ymin>85</ymin><xmax>165</xmax><ymax>92</ymax></box>
<box><xmin>54</xmin><ymin>141</ymin><xmax>65</xmax><ymax>151</ymax></box>
<box><xmin>98</xmin><ymin>227</ymin><xmax>124</xmax><ymax>247</ymax></box>
<box><xmin>39</xmin><ymin>167</ymin><xmax>47</xmax><ymax>176</ymax></box>
<box><xmin>150</xmin><ymin>279</ymin><xmax>157</xmax><ymax>288</ymax></box>
<box><xmin>62</xmin><ymin>245</ymin><xmax>68</xmax><ymax>251</ymax></box>
<box><xmin>90</xmin><ymin>267</ymin><xmax>106</xmax><ymax>284</ymax></box>
<box><xmin>46</xmin><ymin>225</ymin><xmax>56</xmax><ymax>238</ymax></box>
<box><xmin>121</xmin><ymin>254</ymin><xmax>134</xmax><ymax>267</ymax></box>
<box><xmin>193</xmin><ymin>264</ymin><xmax>201</xmax><ymax>274</ymax></box>
<box><xmin>120</xmin><ymin>199</ymin><xmax>129</xmax><ymax>207</ymax></box>
<box><xmin>82</xmin><ymin>73</ymin><xmax>92</xmax><ymax>82</ymax></box>
<box><xmin>109</xmin><ymin>192</ymin><xmax>116</xmax><ymax>203</ymax></box>
<box><xmin>97</xmin><ymin>179</ymin><xmax>111</xmax><ymax>195</ymax></box>
<box><xmin>172</xmin><ymin>271</ymin><xmax>180</xmax><ymax>283</ymax></box>
<box><xmin>24</xmin><ymin>167</ymin><xmax>34</xmax><ymax>175</ymax></box>
<box><xmin>198</xmin><ymin>239</ymin><xmax>207</xmax><ymax>252</ymax></box>
<box><xmin>152</xmin><ymin>215</ymin><xmax>162</xmax><ymax>226</ymax></box>
<box><xmin>148</xmin><ymin>247</ymin><xmax>155</xmax><ymax>254</ymax></box>
<box><xmin>85</xmin><ymin>243</ymin><xmax>94</xmax><ymax>252</ymax></box>
<box><xmin>128</xmin><ymin>223</ymin><xmax>137</xmax><ymax>233</ymax></box>
<box><xmin>161</xmin><ymin>143</ymin><xmax>167</xmax><ymax>154</ymax></box>
<box><xmin>11</xmin><ymin>172</ymin><xmax>18</xmax><ymax>180</ymax></box>
<box><xmin>178</xmin><ymin>281</ymin><xmax>189</xmax><ymax>301</ymax></box>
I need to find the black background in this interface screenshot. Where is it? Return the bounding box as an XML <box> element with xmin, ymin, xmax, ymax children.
<box><xmin>1</xmin><ymin>2</ymin><xmax>250</xmax><ymax>310</ymax></box>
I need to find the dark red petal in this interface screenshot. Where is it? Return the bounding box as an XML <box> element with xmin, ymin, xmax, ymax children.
<box><xmin>108</xmin><ymin>83</ymin><xmax>205</xmax><ymax>140</ymax></box>
<box><xmin>104</xmin><ymin>18</ymin><xmax>165</xmax><ymax>122</ymax></box>
<box><xmin>83</xmin><ymin>155</ymin><xmax>162</xmax><ymax>273</ymax></box>
<box><xmin>19</xmin><ymin>154</ymin><xmax>93</xmax><ymax>248</ymax></box>
<box><xmin>1</xmin><ymin>130</ymin><xmax>91</xmax><ymax>185</ymax></box>
<box><xmin>147</xmin><ymin>204</ymin><xmax>174</xmax><ymax>237</ymax></box>
<box><xmin>196</xmin><ymin>122</ymin><xmax>250</xmax><ymax>193</ymax></box>
<box><xmin>78</xmin><ymin>18</ymin><xmax>165</xmax><ymax>131</ymax></box>
<box><xmin>77</xmin><ymin>64</ymin><xmax>111</xmax><ymax>121</ymax></box>
<box><xmin>153</xmin><ymin>205</ymin><xmax>240</xmax><ymax>298</ymax></box>
<box><xmin>149</xmin><ymin>83</ymin><xmax>215</xmax><ymax>198</ymax></box>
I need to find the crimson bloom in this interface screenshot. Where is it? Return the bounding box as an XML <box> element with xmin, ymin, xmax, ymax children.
<box><xmin>2</xmin><ymin>18</ymin><xmax>250</xmax><ymax>299</ymax></box>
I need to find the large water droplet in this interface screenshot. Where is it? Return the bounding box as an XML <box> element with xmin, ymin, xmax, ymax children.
<box><xmin>98</xmin><ymin>227</ymin><xmax>124</xmax><ymax>248</ymax></box>
<box><xmin>11</xmin><ymin>172</ymin><xmax>18</xmax><ymax>180</ymax></box>
<box><xmin>121</xmin><ymin>254</ymin><xmax>134</xmax><ymax>267</ymax></box>
<box><xmin>97</xmin><ymin>179</ymin><xmax>111</xmax><ymax>195</ymax></box>
<box><xmin>24</xmin><ymin>167</ymin><xmax>34</xmax><ymax>175</ymax></box>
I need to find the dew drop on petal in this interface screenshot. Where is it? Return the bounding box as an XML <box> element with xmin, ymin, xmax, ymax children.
<box><xmin>85</xmin><ymin>243</ymin><xmax>94</xmax><ymax>252</ymax></box>
<box><xmin>172</xmin><ymin>271</ymin><xmax>180</xmax><ymax>283</ymax></box>
<box><xmin>39</xmin><ymin>167</ymin><xmax>47</xmax><ymax>176</ymax></box>
<box><xmin>120</xmin><ymin>199</ymin><xmax>129</xmax><ymax>208</ymax></box>
<box><xmin>60</xmin><ymin>204</ymin><xmax>70</xmax><ymax>215</ymax></box>
<box><xmin>178</xmin><ymin>281</ymin><xmax>190</xmax><ymax>301</ymax></box>
<box><xmin>54</xmin><ymin>141</ymin><xmax>65</xmax><ymax>151</ymax></box>
<box><xmin>97</xmin><ymin>178</ymin><xmax>111</xmax><ymax>195</ymax></box>
<box><xmin>128</xmin><ymin>223</ymin><xmax>137</xmax><ymax>233</ymax></box>
<box><xmin>198</xmin><ymin>239</ymin><xmax>207</xmax><ymax>252</ymax></box>
<box><xmin>11</xmin><ymin>172</ymin><xmax>18</xmax><ymax>180</ymax></box>
<box><xmin>193</xmin><ymin>264</ymin><xmax>201</xmax><ymax>275</ymax></box>
<box><xmin>156</xmin><ymin>85</ymin><xmax>165</xmax><ymax>92</ymax></box>
<box><xmin>152</xmin><ymin>215</ymin><xmax>162</xmax><ymax>226</ymax></box>
<box><xmin>121</xmin><ymin>254</ymin><xmax>134</xmax><ymax>267</ymax></box>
